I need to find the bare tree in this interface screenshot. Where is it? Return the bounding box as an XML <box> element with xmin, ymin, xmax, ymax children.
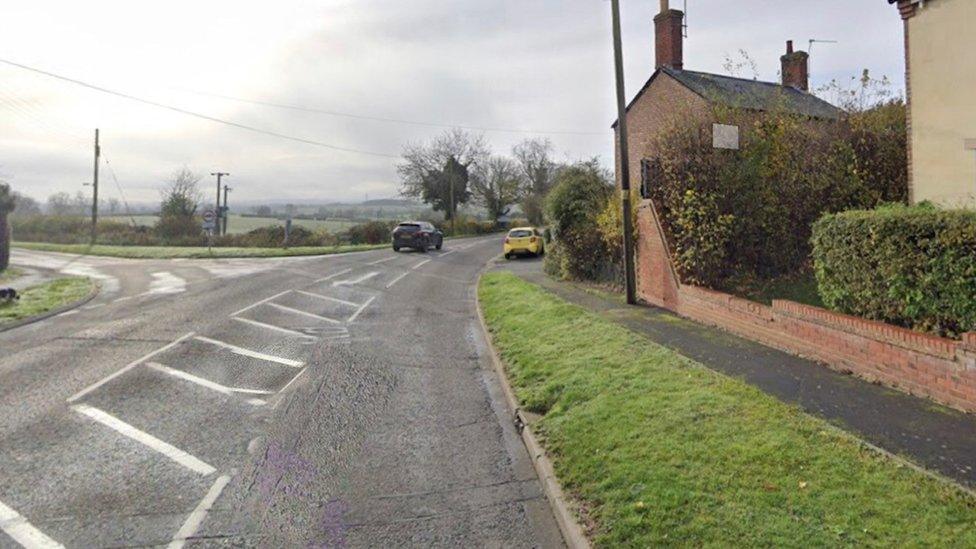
<box><xmin>156</xmin><ymin>167</ymin><xmax>203</xmax><ymax>240</ymax></box>
<box><xmin>47</xmin><ymin>192</ymin><xmax>73</xmax><ymax>216</ymax></box>
<box><xmin>398</xmin><ymin>128</ymin><xmax>489</xmax><ymax>223</ymax></box>
<box><xmin>471</xmin><ymin>156</ymin><xmax>521</xmax><ymax>222</ymax></box>
<box><xmin>513</xmin><ymin>138</ymin><xmax>559</xmax><ymax>225</ymax></box>
<box><xmin>107</xmin><ymin>197</ymin><xmax>121</xmax><ymax>216</ymax></box>
<box><xmin>10</xmin><ymin>192</ymin><xmax>41</xmax><ymax>217</ymax></box>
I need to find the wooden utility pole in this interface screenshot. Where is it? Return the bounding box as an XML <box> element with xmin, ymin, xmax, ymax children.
<box><xmin>611</xmin><ymin>0</ymin><xmax>637</xmax><ymax>304</ymax></box>
<box><xmin>90</xmin><ymin>129</ymin><xmax>100</xmax><ymax>245</ymax></box>
<box><xmin>222</xmin><ymin>184</ymin><xmax>231</xmax><ymax>235</ymax></box>
<box><xmin>210</xmin><ymin>172</ymin><xmax>229</xmax><ymax>232</ymax></box>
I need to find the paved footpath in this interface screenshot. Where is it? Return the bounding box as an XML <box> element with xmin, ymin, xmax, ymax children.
<box><xmin>499</xmin><ymin>256</ymin><xmax>976</xmax><ymax>490</ymax></box>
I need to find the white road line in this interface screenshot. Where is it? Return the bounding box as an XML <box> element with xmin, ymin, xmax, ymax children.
<box><xmin>72</xmin><ymin>404</ymin><xmax>216</xmax><ymax>476</ymax></box>
<box><xmin>313</xmin><ymin>267</ymin><xmax>353</xmax><ymax>283</ymax></box>
<box><xmin>145</xmin><ymin>271</ymin><xmax>187</xmax><ymax>295</ymax></box>
<box><xmin>56</xmin><ymin>310</ymin><xmax>79</xmax><ymax>318</ymax></box>
<box><xmin>331</xmin><ymin>271</ymin><xmax>379</xmax><ymax>287</ymax></box>
<box><xmin>294</xmin><ymin>290</ymin><xmax>359</xmax><ymax>307</ymax></box>
<box><xmin>194</xmin><ymin>336</ymin><xmax>304</xmax><ymax>367</ymax></box>
<box><xmin>438</xmin><ymin>249</ymin><xmax>458</xmax><ymax>257</ymax></box>
<box><xmin>67</xmin><ymin>332</ymin><xmax>196</xmax><ymax>403</ymax></box>
<box><xmin>145</xmin><ymin>362</ymin><xmax>269</xmax><ymax>405</ymax></box>
<box><xmin>232</xmin><ymin>317</ymin><xmax>317</xmax><ymax>340</ymax></box>
<box><xmin>229</xmin><ymin>290</ymin><xmax>293</xmax><ymax>317</ymax></box>
<box><xmin>266</xmin><ymin>303</ymin><xmax>341</xmax><ymax>325</ymax></box>
<box><xmin>412</xmin><ymin>259</ymin><xmax>432</xmax><ymax>270</ymax></box>
<box><xmin>366</xmin><ymin>256</ymin><xmax>397</xmax><ymax>266</ymax></box>
<box><xmin>113</xmin><ymin>296</ymin><xmax>133</xmax><ymax>303</ymax></box>
<box><xmin>278</xmin><ymin>368</ymin><xmax>306</xmax><ymax>394</ymax></box>
<box><xmin>385</xmin><ymin>272</ymin><xmax>409</xmax><ymax>289</ymax></box>
<box><xmin>0</xmin><ymin>498</ymin><xmax>64</xmax><ymax>548</ymax></box>
<box><xmin>347</xmin><ymin>296</ymin><xmax>376</xmax><ymax>323</ymax></box>
<box><xmin>167</xmin><ymin>474</ymin><xmax>231</xmax><ymax>549</ymax></box>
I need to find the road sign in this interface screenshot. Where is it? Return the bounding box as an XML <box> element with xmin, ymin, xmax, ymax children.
<box><xmin>202</xmin><ymin>209</ymin><xmax>217</xmax><ymax>231</ymax></box>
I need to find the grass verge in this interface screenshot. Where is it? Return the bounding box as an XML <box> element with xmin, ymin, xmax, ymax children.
<box><xmin>0</xmin><ymin>277</ymin><xmax>93</xmax><ymax>326</ymax></box>
<box><xmin>0</xmin><ymin>267</ymin><xmax>24</xmax><ymax>284</ymax></box>
<box><xmin>13</xmin><ymin>242</ymin><xmax>388</xmax><ymax>259</ymax></box>
<box><xmin>478</xmin><ymin>272</ymin><xmax>976</xmax><ymax>546</ymax></box>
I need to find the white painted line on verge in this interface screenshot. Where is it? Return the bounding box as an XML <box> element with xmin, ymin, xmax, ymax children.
<box><xmin>56</xmin><ymin>310</ymin><xmax>79</xmax><ymax>318</ymax></box>
<box><xmin>167</xmin><ymin>474</ymin><xmax>231</xmax><ymax>549</ymax></box>
<box><xmin>347</xmin><ymin>296</ymin><xmax>376</xmax><ymax>323</ymax></box>
<box><xmin>366</xmin><ymin>256</ymin><xmax>396</xmax><ymax>266</ymax></box>
<box><xmin>331</xmin><ymin>271</ymin><xmax>379</xmax><ymax>287</ymax></box>
<box><xmin>266</xmin><ymin>303</ymin><xmax>341</xmax><ymax>325</ymax></box>
<box><xmin>67</xmin><ymin>332</ymin><xmax>196</xmax><ymax>403</ymax></box>
<box><xmin>313</xmin><ymin>267</ymin><xmax>353</xmax><ymax>283</ymax></box>
<box><xmin>411</xmin><ymin>259</ymin><xmax>432</xmax><ymax>270</ymax></box>
<box><xmin>72</xmin><ymin>404</ymin><xmax>216</xmax><ymax>475</ymax></box>
<box><xmin>232</xmin><ymin>317</ymin><xmax>317</xmax><ymax>340</ymax></box>
<box><xmin>145</xmin><ymin>362</ymin><xmax>268</xmax><ymax>406</ymax></box>
<box><xmin>385</xmin><ymin>272</ymin><xmax>409</xmax><ymax>289</ymax></box>
<box><xmin>113</xmin><ymin>296</ymin><xmax>133</xmax><ymax>303</ymax></box>
<box><xmin>194</xmin><ymin>336</ymin><xmax>304</xmax><ymax>368</ymax></box>
<box><xmin>277</xmin><ymin>368</ymin><xmax>306</xmax><ymax>394</ymax></box>
<box><xmin>294</xmin><ymin>290</ymin><xmax>359</xmax><ymax>307</ymax></box>
<box><xmin>0</xmin><ymin>498</ymin><xmax>64</xmax><ymax>548</ymax></box>
<box><xmin>229</xmin><ymin>290</ymin><xmax>292</xmax><ymax>317</ymax></box>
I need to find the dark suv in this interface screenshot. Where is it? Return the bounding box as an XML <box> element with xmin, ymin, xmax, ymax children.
<box><xmin>392</xmin><ymin>221</ymin><xmax>443</xmax><ymax>252</ymax></box>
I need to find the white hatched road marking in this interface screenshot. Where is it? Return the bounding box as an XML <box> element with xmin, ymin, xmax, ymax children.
<box><xmin>314</xmin><ymin>268</ymin><xmax>353</xmax><ymax>283</ymax></box>
<box><xmin>67</xmin><ymin>332</ymin><xmax>196</xmax><ymax>403</ymax></box>
<box><xmin>366</xmin><ymin>256</ymin><xmax>396</xmax><ymax>266</ymax></box>
<box><xmin>167</xmin><ymin>474</ymin><xmax>231</xmax><ymax>549</ymax></box>
<box><xmin>194</xmin><ymin>336</ymin><xmax>304</xmax><ymax>367</ymax></box>
<box><xmin>294</xmin><ymin>290</ymin><xmax>360</xmax><ymax>307</ymax></box>
<box><xmin>72</xmin><ymin>404</ymin><xmax>216</xmax><ymax>475</ymax></box>
<box><xmin>145</xmin><ymin>271</ymin><xmax>186</xmax><ymax>295</ymax></box>
<box><xmin>278</xmin><ymin>369</ymin><xmax>307</xmax><ymax>394</ymax></box>
<box><xmin>230</xmin><ymin>290</ymin><xmax>292</xmax><ymax>317</ymax></box>
<box><xmin>145</xmin><ymin>362</ymin><xmax>269</xmax><ymax>405</ymax></box>
<box><xmin>0</xmin><ymin>498</ymin><xmax>64</xmax><ymax>548</ymax></box>
<box><xmin>331</xmin><ymin>271</ymin><xmax>379</xmax><ymax>287</ymax></box>
<box><xmin>231</xmin><ymin>317</ymin><xmax>317</xmax><ymax>340</ymax></box>
<box><xmin>385</xmin><ymin>272</ymin><xmax>409</xmax><ymax>289</ymax></box>
<box><xmin>266</xmin><ymin>303</ymin><xmax>341</xmax><ymax>324</ymax></box>
<box><xmin>347</xmin><ymin>296</ymin><xmax>376</xmax><ymax>323</ymax></box>
<box><xmin>412</xmin><ymin>259</ymin><xmax>431</xmax><ymax>270</ymax></box>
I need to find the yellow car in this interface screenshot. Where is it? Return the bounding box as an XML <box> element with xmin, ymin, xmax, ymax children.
<box><xmin>503</xmin><ymin>227</ymin><xmax>545</xmax><ymax>259</ymax></box>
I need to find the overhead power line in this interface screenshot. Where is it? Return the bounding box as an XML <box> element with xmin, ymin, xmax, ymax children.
<box><xmin>0</xmin><ymin>58</ymin><xmax>399</xmax><ymax>158</ymax></box>
<box><xmin>178</xmin><ymin>88</ymin><xmax>605</xmax><ymax>136</ymax></box>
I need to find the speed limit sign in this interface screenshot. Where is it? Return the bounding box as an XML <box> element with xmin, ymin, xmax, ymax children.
<box><xmin>202</xmin><ymin>209</ymin><xmax>217</xmax><ymax>231</ymax></box>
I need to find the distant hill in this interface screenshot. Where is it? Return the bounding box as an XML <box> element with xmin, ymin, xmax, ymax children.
<box><xmin>360</xmin><ymin>198</ymin><xmax>418</xmax><ymax>207</ymax></box>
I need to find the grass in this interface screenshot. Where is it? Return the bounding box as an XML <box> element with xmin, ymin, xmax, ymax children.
<box><xmin>103</xmin><ymin>214</ymin><xmax>358</xmax><ymax>235</ymax></box>
<box><xmin>12</xmin><ymin>242</ymin><xmax>388</xmax><ymax>259</ymax></box>
<box><xmin>0</xmin><ymin>267</ymin><xmax>24</xmax><ymax>284</ymax></box>
<box><xmin>478</xmin><ymin>272</ymin><xmax>976</xmax><ymax>547</ymax></box>
<box><xmin>0</xmin><ymin>277</ymin><xmax>93</xmax><ymax>326</ymax></box>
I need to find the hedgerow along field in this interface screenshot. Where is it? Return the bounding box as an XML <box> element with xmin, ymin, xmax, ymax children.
<box><xmin>104</xmin><ymin>214</ymin><xmax>358</xmax><ymax>235</ymax></box>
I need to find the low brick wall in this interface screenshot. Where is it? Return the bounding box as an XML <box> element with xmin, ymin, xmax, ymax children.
<box><xmin>634</xmin><ymin>199</ymin><xmax>976</xmax><ymax>413</ymax></box>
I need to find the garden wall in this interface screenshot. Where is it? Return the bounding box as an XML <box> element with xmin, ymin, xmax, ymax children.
<box><xmin>635</xmin><ymin>199</ymin><xmax>976</xmax><ymax>413</ymax></box>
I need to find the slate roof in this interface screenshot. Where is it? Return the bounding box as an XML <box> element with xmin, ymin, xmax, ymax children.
<box><xmin>612</xmin><ymin>67</ymin><xmax>844</xmax><ymax>127</ymax></box>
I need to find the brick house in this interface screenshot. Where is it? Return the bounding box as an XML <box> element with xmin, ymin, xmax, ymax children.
<box><xmin>889</xmin><ymin>0</ymin><xmax>976</xmax><ymax>206</ymax></box>
<box><xmin>613</xmin><ymin>0</ymin><xmax>842</xmax><ymax>308</ymax></box>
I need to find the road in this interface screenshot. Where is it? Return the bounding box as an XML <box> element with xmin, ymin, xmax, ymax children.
<box><xmin>0</xmin><ymin>239</ymin><xmax>563</xmax><ymax>548</ymax></box>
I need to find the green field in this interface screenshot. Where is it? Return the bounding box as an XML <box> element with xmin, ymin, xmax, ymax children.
<box><xmin>105</xmin><ymin>214</ymin><xmax>358</xmax><ymax>234</ymax></box>
<box><xmin>479</xmin><ymin>272</ymin><xmax>976</xmax><ymax>547</ymax></box>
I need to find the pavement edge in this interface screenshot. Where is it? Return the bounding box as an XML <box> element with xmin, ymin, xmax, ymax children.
<box><xmin>474</xmin><ymin>270</ymin><xmax>592</xmax><ymax>549</ymax></box>
<box><xmin>0</xmin><ymin>276</ymin><xmax>99</xmax><ymax>333</ymax></box>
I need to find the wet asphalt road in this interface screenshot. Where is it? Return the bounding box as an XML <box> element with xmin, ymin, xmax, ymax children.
<box><xmin>0</xmin><ymin>238</ymin><xmax>563</xmax><ymax>548</ymax></box>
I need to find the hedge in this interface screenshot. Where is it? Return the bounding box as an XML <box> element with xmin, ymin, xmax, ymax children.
<box><xmin>811</xmin><ymin>204</ymin><xmax>976</xmax><ymax>337</ymax></box>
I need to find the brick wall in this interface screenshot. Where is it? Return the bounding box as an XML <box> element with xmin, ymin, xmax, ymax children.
<box><xmin>635</xmin><ymin>200</ymin><xmax>976</xmax><ymax>413</ymax></box>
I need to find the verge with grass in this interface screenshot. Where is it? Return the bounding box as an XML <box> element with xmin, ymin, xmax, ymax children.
<box><xmin>0</xmin><ymin>267</ymin><xmax>24</xmax><ymax>284</ymax></box>
<box><xmin>13</xmin><ymin>242</ymin><xmax>388</xmax><ymax>259</ymax></box>
<box><xmin>478</xmin><ymin>272</ymin><xmax>976</xmax><ymax>546</ymax></box>
<box><xmin>0</xmin><ymin>277</ymin><xmax>94</xmax><ymax>326</ymax></box>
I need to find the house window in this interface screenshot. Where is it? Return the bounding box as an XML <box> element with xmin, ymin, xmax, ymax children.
<box><xmin>640</xmin><ymin>158</ymin><xmax>663</xmax><ymax>199</ymax></box>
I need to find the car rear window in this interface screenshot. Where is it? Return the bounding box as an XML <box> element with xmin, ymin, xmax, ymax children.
<box><xmin>397</xmin><ymin>223</ymin><xmax>421</xmax><ymax>232</ymax></box>
<box><xmin>509</xmin><ymin>230</ymin><xmax>533</xmax><ymax>238</ymax></box>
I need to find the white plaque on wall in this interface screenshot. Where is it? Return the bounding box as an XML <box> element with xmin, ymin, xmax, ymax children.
<box><xmin>712</xmin><ymin>123</ymin><xmax>740</xmax><ymax>150</ymax></box>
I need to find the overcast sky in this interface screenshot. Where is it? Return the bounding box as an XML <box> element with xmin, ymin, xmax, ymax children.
<box><xmin>0</xmin><ymin>0</ymin><xmax>905</xmax><ymax>207</ymax></box>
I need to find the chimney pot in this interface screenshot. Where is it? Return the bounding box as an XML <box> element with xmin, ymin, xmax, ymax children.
<box><xmin>786</xmin><ymin>40</ymin><xmax>794</xmax><ymax>54</ymax></box>
<box><xmin>654</xmin><ymin>4</ymin><xmax>684</xmax><ymax>70</ymax></box>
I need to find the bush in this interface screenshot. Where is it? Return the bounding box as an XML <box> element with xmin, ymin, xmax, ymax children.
<box><xmin>343</xmin><ymin>220</ymin><xmax>396</xmax><ymax>244</ymax></box>
<box><xmin>544</xmin><ymin>160</ymin><xmax>615</xmax><ymax>281</ymax></box>
<box><xmin>811</xmin><ymin>204</ymin><xmax>976</xmax><ymax>337</ymax></box>
<box><xmin>12</xmin><ymin>215</ymin><xmax>156</xmax><ymax>245</ymax></box>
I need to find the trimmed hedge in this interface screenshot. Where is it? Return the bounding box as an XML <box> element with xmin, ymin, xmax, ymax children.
<box><xmin>812</xmin><ymin>204</ymin><xmax>976</xmax><ymax>337</ymax></box>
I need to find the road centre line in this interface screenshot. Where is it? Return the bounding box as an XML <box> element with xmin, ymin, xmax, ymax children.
<box><xmin>146</xmin><ymin>362</ymin><xmax>269</xmax><ymax>405</ymax></box>
<box><xmin>67</xmin><ymin>332</ymin><xmax>196</xmax><ymax>403</ymax></box>
<box><xmin>71</xmin><ymin>404</ymin><xmax>216</xmax><ymax>476</ymax></box>
<box><xmin>385</xmin><ymin>272</ymin><xmax>409</xmax><ymax>289</ymax></box>
<box><xmin>438</xmin><ymin>249</ymin><xmax>458</xmax><ymax>257</ymax></box>
<box><xmin>347</xmin><ymin>296</ymin><xmax>376</xmax><ymax>323</ymax></box>
<box><xmin>0</xmin><ymin>498</ymin><xmax>64</xmax><ymax>548</ymax></box>
<box><xmin>230</xmin><ymin>290</ymin><xmax>293</xmax><ymax>317</ymax></box>
<box><xmin>266</xmin><ymin>303</ymin><xmax>341</xmax><ymax>324</ymax></box>
<box><xmin>194</xmin><ymin>336</ymin><xmax>304</xmax><ymax>367</ymax></box>
<box><xmin>313</xmin><ymin>267</ymin><xmax>353</xmax><ymax>283</ymax></box>
<box><xmin>167</xmin><ymin>474</ymin><xmax>231</xmax><ymax>549</ymax></box>
<box><xmin>331</xmin><ymin>271</ymin><xmax>379</xmax><ymax>287</ymax></box>
<box><xmin>294</xmin><ymin>290</ymin><xmax>360</xmax><ymax>307</ymax></box>
<box><xmin>232</xmin><ymin>316</ymin><xmax>317</xmax><ymax>340</ymax></box>
<box><xmin>366</xmin><ymin>256</ymin><xmax>397</xmax><ymax>265</ymax></box>
<box><xmin>412</xmin><ymin>259</ymin><xmax>432</xmax><ymax>270</ymax></box>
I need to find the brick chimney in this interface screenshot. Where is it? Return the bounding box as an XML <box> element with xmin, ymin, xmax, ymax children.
<box><xmin>654</xmin><ymin>0</ymin><xmax>684</xmax><ymax>70</ymax></box>
<box><xmin>780</xmin><ymin>40</ymin><xmax>809</xmax><ymax>91</ymax></box>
